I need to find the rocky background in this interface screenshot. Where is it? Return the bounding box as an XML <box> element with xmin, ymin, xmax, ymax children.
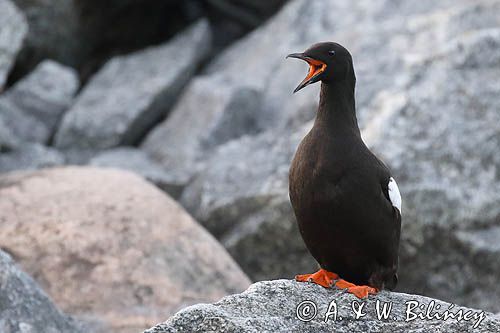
<box><xmin>1</xmin><ymin>0</ymin><xmax>500</xmax><ymax>332</ymax></box>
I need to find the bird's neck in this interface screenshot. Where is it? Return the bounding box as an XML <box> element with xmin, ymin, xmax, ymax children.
<box><xmin>315</xmin><ymin>80</ymin><xmax>360</xmax><ymax>137</ymax></box>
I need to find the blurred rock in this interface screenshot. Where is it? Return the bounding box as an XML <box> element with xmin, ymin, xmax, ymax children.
<box><xmin>55</xmin><ymin>20</ymin><xmax>212</xmax><ymax>150</ymax></box>
<box><xmin>60</xmin><ymin>148</ymin><xmax>101</xmax><ymax>166</ymax></box>
<box><xmin>0</xmin><ymin>250</ymin><xmax>83</xmax><ymax>333</ymax></box>
<box><xmin>180</xmin><ymin>0</ymin><xmax>500</xmax><ymax>312</ymax></box>
<box><xmin>181</xmin><ymin>124</ymin><xmax>315</xmax><ymax>280</ymax></box>
<box><xmin>0</xmin><ymin>167</ymin><xmax>250</xmax><ymax>333</ymax></box>
<box><xmin>0</xmin><ymin>143</ymin><xmax>65</xmax><ymax>173</ymax></box>
<box><xmin>0</xmin><ymin>99</ymin><xmax>47</xmax><ymax>144</ymax></box>
<box><xmin>142</xmin><ymin>78</ymin><xmax>262</xmax><ymax>190</ymax></box>
<box><xmin>90</xmin><ymin>147</ymin><xmax>184</xmax><ymax>198</ymax></box>
<box><xmin>145</xmin><ymin>280</ymin><xmax>500</xmax><ymax>333</ymax></box>
<box><xmin>0</xmin><ymin>60</ymin><xmax>79</xmax><ymax>144</ymax></box>
<box><xmin>366</xmin><ymin>26</ymin><xmax>500</xmax><ymax>312</ymax></box>
<box><xmin>0</xmin><ymin>0</ymin><xmax>27</xmax><ymax>90</ymax></box>
<box><xmin>0</xmin><ymin>116</ymin><xmax>22</xmax><ymax>152</ymax></box>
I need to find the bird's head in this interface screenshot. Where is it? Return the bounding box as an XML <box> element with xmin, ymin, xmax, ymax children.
<box><xmin>287</xmin><ymin>42</ymin><xmax>354</xmax><ymax>93</ymax></box>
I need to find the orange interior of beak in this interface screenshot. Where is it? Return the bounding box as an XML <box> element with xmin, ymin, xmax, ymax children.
<box><xmin>304</xmin><ymin>58</ymin><xmax>327</xmax><ymax>81</ymax></box>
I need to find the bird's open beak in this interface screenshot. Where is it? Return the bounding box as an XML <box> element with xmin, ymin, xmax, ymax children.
<box><xmin>286</xmin><ymin>53</ymin><xmax>327</xmax><ymax>93</ymax></box>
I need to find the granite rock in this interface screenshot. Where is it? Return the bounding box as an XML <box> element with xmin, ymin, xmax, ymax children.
<box><xmin>145</xmin><ymin>280</ymin><xmax>500</xmax><ymax>333</ymax></box>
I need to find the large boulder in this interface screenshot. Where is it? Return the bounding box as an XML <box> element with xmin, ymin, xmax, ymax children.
<box><xmin>0</xmin><ymin>0</ymin><xmax>27</xmax><ymax>90</ymax></box>
<box><xmin>54</xmin><ymin>20</ymin><xmax>212</xmax><ymax>150</ymax></box>
<box><xmin>179</xmin><ymin>0</ymin><xmax>500</xmax><ymax>313</ymax></box>
<box><xmin>145</xmin><ymin>280</ymin><xmax>500</xmax><ymax>333</ymax></box>
<box><xmin>0</xmin><ymin>249</ymin><xmax>83</xmax><ymax>333</ymax></box>
<box><xmin>0</xmin><ymin>167</ymin><xmax>250</xmax><ymax>333</ymax></box>
<box><xmin>0</xmin><ymin>60</ymin><xmax>79</xmax><ymax>144</ymax></box>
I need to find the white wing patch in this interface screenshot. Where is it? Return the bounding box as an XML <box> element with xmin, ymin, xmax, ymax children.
<box><xmin>388</xmin><ymin>177</ymin><xmax>402</xmax><ymax>213</ymax></box>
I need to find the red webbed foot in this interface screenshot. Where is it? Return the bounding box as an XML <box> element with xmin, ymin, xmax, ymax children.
<box><xmin>335</xmin><ymin>279</ymin><xmax>378</xmax><ymax>299</ymax></box>
<box><xmin>295</xmin><ymin>269</ymin><xmax>339</xmax><ymax>288</ymax></box>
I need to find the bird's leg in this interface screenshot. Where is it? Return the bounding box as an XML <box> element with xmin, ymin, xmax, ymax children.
<box><xmin>295</xmin><ymin>268</ymin><xmax>339</xmax><ymax>288</ymax></box>
<box><xmin>335</xmin><ymin>279</ymin><xmax>378</xmax><ymax>299</ymax></box>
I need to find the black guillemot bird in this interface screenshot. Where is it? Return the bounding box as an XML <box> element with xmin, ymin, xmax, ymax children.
<box><xmin>287</xmin><ymin>42</ymin><xmax>402</xmax><ymax>299</ymax></box>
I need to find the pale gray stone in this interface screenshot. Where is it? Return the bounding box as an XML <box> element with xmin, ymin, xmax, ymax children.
<box><xmin>0</xmin><ymin>60</ymin><xmax>79</xmax><ymax>144</ymax></box>
<box><xmin>90</xmin><ymin>147</ymin><xmax>185</xmax><ymax>198</ymax></box>
<box><xmin>143</xmin><ymin>80</ymin><xmax>263</xmax><ymax>191</ymax></box>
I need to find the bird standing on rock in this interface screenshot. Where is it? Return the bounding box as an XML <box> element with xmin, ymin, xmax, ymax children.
<box><xmin>287</xmin><ymin>42</ymin><xmax>402</xmax><ymax>299</ymax></box>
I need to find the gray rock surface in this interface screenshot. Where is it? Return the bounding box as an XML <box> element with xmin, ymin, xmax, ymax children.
<box><xmin>180</xmin><ymin>0</ymin><xmax>500</xmax><ymax>313</ymax></box>
<box><xmin>55</xmin><ymin>20</ymin><xmax>212</xmax><ymax>150</ymax></box>
<box><xmin>0</xmin><ymin>249</ymin><xmax>83</xmax><ymax>333</ymax></box>
<box><xmin>0</xmin><ymin>99</ymin><xmax>47</xmax><ymax>144</ymax></box>
<box><xmin>0</xmin><ymin>167</ymin><xmax>251</xmax><ymax>333</ymax></box>
<box><xmin>0</xmin><ymin>143</ymin><xmax>65</xmax><ymax>173</ymax></box>
<box><xmin>90</xmin><ymin>147</ymin><xmax>185</xmax><ymax>198</ymax></box>
<box><xmin>0</xmin><ymin>115</ymin><xmax>22</xmax><ymax>151</ymax></box>
<box><xmin>142</xmin><ymin>78</ymin><xmax>263</xmax><ymax>190</ymax></box>
<box><xmin>0</xmin><ymin>0</ymin><xmax>27</xmax><ymax>90</ymax></box>
<box><xmin>145</xmin><ymin>280</ymin><xmax>500</xmax><ymax>333</ymax></box>
<box><xmin>181</xmin><ymin>124</ymin><xmax>315</xmax><ymax>280</ymax></box>
<box><xmin>365</xmin><ymin>25</ymin><xmax>500</xmax><ymax>312</ymax></box>
<box><xmin>0</xmin><ymin>60</ymin><xmax>79</xmax><ymax>144</ymax></box>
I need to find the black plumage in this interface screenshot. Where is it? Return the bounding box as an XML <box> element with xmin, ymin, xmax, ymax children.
<box><xmin>287</xmin><ymin>42</ymin><xmax>401</xmax><ymax>296</ymax></box>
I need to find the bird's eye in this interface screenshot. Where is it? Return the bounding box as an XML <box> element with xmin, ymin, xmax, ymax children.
<box><xmin>329</xmin><ymin>50</ymin><xmax>336</xmax><ymax>56</ymax></box>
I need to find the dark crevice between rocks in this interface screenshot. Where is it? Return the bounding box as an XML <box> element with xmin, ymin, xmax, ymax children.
<box><xmin>0</xmin><ymin>246</ymin><xmax>20</xmax><ymax>262</ymax></box>
<box><xmin>203</xmin><ymin>0</ymin><xmax>289</xmax><ymax>51</ymax></box>
<box><xmin>6</xmin><ymin>1</ymin><xmax>289</xmax><ymax>90</ymax></box>
<box><xmin>0</xmin><ymin>146</ymin><xmax>14</xmax><ymax>154</ymax></box>
<box><xmin>6</xmin><ymin>0</ymin><xmax>203</xmax><ymax>89</ymax></box>
<box><xmin>75</xmin><ymin>0</ymin><xmax>204</xmax><ymax>85</ymax></box>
